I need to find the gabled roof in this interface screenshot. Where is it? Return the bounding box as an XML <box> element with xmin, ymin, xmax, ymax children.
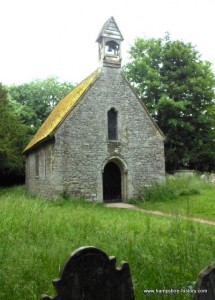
<box><xmin>23</xmin><ymin>69</ymin><xmax>100</xmax><ymax>153</ymax></box>
<box><xmin>96</xmin><ymin>16</ymin><xmax>124</xmax><ymax>43</ymax></box>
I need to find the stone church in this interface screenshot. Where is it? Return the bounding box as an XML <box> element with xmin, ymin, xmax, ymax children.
<box><xmin>23</xmin><ymin>17</ymin><xmax>165</xmax><ymax>202</ymax></box>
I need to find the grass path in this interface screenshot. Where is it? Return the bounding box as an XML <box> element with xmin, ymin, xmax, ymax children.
<box><xmin>105</xmin><ymin>202</ymin><xmax>215</xmax><ymax>226</ymax></box>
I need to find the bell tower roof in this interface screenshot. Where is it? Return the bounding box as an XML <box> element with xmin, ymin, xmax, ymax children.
<box><xmin>96</xmin><ymin>16</ymin><xmax>124</xmax><ymax>43</ymax></box>
<box><xmin>96</xmin><ymin>17</ymin><xmax>124</xmax><ymax>68</ymax></box>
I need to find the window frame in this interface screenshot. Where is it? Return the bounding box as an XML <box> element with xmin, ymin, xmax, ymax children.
<box><xmin>35</xmin><ymin>152</ymin><xmax>39</xmax><ymax>177</ymax></box>
<box><xmin>107</xmin><ymin>108</ymin><xmax>118</xmax><ymax>141</ymax></box>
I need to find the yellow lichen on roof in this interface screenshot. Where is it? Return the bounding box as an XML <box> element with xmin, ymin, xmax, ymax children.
<box><xmin>24</xmin><ymin>69</ymin><xmax>100</xmax><ymax>153</ymax></box>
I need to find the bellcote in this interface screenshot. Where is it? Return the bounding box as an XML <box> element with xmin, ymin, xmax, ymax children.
<box><xmin>96</xmin><ymin>17</ymin><xmax>124</xmax><ymax>68</ymax></box>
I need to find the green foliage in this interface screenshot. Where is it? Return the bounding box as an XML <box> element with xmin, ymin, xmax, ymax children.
<box><xmin>1</xmin><ymin>187</ymin><xmax>215</xmax><ymax>299</ymax></box>
<box><xmin>134</xmin><ymin>175</ymin><xmax>215</xmax><ymax>220</ymax></box>
<box><xmin>61</xmin><ymin>188</ymin><xmax>71</xmax><ymax>200</ymax></box>
<box><xmin>8</xmin><ymin>76</ymin><xmax>76</xmax><ymax>131</ymax></box>
<box><xmin>124</xmin><ymin>34</ymin><xmax>215</xmax><ymax>171</ymax></box>
<box><xmin>0</xmin><ymin>77</ymin><xmax>75</xmax><ymax>184</ymax></box>
<box><xmin>0</xmin><ymin>84</ymin><xmax>30</xmax><ymax>184</ymax></box>
<box><xmin>140</xmin><ymin>175</ymin><xmax>204</xmax><ymax>202</ymax></box>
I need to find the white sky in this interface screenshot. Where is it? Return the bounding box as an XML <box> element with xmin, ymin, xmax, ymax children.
<box><xmin>0</xmin><ymin>0</ymin><xmax>215</xmax><ymax>85</ymax></box>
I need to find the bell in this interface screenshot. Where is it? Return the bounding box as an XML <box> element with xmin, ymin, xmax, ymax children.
<box><xmin>107</xmin><ymin>46</ymin><xmax>113</xmax><ymax>52</ymax></box>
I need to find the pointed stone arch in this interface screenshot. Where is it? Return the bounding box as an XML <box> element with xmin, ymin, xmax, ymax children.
<box><xmin>102</xmin><ymin>156</ymin><xmax>128</xmax><ymax>203</ymax></box>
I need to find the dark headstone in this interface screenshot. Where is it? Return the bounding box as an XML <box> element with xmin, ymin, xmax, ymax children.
<box><xmin>41</xmin><ymin>246</ymin><xmax>135</xmax><ymax>300</ymax></box>
<box><xmin>193</xmin><ymin>262</ymin><xmax>215</xmax><ymax>299</ymax></box>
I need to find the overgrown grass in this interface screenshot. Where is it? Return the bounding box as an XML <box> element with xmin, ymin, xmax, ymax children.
<box><xmin>1</xmin><ymin>186</ymin><xmax>215</xmax><ymax>299</ymax></box>
<box><xmin>131</xmin><ymin>174</ymin><xmax>215</xmax><ymax>220</ymax></box>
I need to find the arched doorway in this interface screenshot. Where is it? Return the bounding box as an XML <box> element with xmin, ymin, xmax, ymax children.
<box><xmin>103</xmin><ymin>161</ymin><xmax>121</xmax><ymax>202</ymax></box>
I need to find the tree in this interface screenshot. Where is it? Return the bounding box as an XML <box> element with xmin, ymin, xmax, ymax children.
<box><xmin>8</xmin><ymin>76</ymin><xmax>75</xmax><ymax>131</ymax></box>
<box><xmin>124</xmin><ymin>35</ymin><xmax>215</xmax><ymax>172</ymax></box>
<box><xmin>0</xmin><ymin>84</ymin><xmax>30</xmax><ymax>185</ymax></box>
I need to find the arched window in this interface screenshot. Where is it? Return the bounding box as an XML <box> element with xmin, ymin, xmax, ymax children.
<box><xmin>108</xmin><ymin>108</ymin><xmax>118</xmax><ymax>140</ymax></box>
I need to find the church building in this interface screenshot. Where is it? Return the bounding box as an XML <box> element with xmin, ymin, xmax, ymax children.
<box><xmin>23</xmin><ymin>17</ymin><xmax>165</xmax><ymax>202</ymax></box>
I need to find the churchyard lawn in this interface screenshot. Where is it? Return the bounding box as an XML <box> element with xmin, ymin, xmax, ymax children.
<box><xmin>1</xmin><ymin>184</ymin><xmax>215</xmax><ymax>300</ymax></box>
<box><xmin>133</xmin><ymin>174</ymin><xmax>215</xmax><ymax>221</ymax></box>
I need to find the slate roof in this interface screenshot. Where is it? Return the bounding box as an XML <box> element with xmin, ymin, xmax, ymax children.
<box><xmin>23</xmin><ymin>69</ymin><xmax>100</xmax><ymax>153</ymax></box>
<box><xmin>96</xmin><ymin>16</ymin><xmax>124</xmax><ymax>43</ymax></box>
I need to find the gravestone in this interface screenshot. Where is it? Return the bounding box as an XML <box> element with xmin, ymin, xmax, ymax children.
<box><xmin>193</xmin><ymin>262</ymin><xmax>215</xmax><ymax>299</ymax></box>
<box><xmin>41</xmin><ymin>246</ymin><xmax>135</xmax><ymax>300</ymax></box>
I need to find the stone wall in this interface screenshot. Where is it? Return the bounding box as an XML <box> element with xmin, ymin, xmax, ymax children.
<box><xmin>25</xmin><ymin>66</ymin><xmax>165</xmax><ymax>201</ymax></box>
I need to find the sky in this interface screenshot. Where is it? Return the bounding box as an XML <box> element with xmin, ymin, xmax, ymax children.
<box><xmin>1</xmin><ymin>0</ymin><xmax>215</xmax><ymax>85</ymax></box>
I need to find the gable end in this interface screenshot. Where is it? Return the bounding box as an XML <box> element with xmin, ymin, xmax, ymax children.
<box><xmin>121</xmin><ymin>73</ymin><xmax>165</xmax><ymax>141</ymax></box>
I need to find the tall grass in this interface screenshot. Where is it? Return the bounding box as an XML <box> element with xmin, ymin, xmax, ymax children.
<box><xmin>140</xmin><ymin>175</ymin><xmax>209</xmax><ymax>202</ymax></box>
<box><xmin>1</xmin><ymin>186</ymin><xmax>215</xmax><ymax>299</ymax></box>
<box><xmin>133</xmin><ymin>174</ymin><xmax>215</xmax><ymax>220</ymax></box>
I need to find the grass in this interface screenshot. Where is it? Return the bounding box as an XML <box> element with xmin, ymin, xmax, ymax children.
<box><xmin>1</xmin><ymin>186</ymin><xmax>215</xmax><ymax>299</ymax></box>
<box><xmin>131</xmin><ymin>174</ymin><xmax>215</xmax><ymax>221</ymax></box>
